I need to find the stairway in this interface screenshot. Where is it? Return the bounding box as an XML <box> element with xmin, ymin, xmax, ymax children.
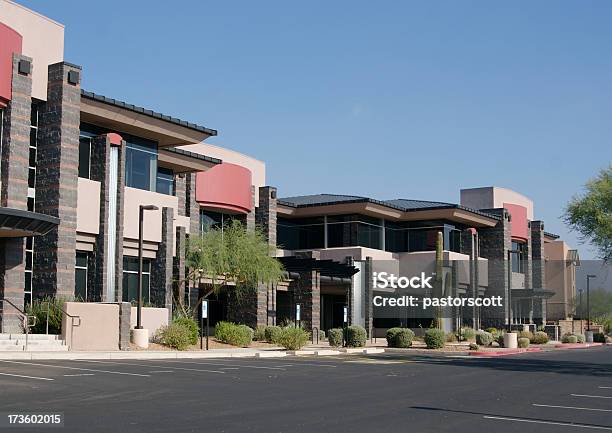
<box><xmin>0</xmin><ymin>334</ymin><xmax>68</xmax><ymax>351</ymax></box>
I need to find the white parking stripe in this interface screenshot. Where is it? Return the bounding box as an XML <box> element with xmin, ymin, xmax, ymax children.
<box><xmin>484</xmin><ymin>415</ymin><xmax>612</xmax><ymax>430</ymax></box>
<box><xmin>599</xmin><ymin>386</ymin><xmax>612</xmax><ymax>389</ymax></box>
<box><xmin>0</xmin><ymin>360</ymin><xmax>150</xmax><ymax>377</ymax></box>
<box><xmin>152</xmin><ymin>360</ymin><xmax>286</xmax><ymax>370</ymax></box>
<box><xmin>148</xmin><ymin>371</ymin><xmax>174</xmax><ymax>373</ymax></box>
<box><xmin>78</xmin><ymin>359</ymin><xmax>225</xmax><ymax>374</ymax></box>
<box><xmin>533</xmin><ymin>403</ymin><xmax>612</xmax><ymax>412</ymax></box>
<box><xmin>572</xmin><ymin>394</ymin><xmax>612</xmax><ymax>399</ymax></box>
<box><xmin>64</xmin><ymin>374</ymin><xmax>95</xmax><ymax>377</ymax></box>
<box><xmin>274</xmin><ymin>363</ymin><xmax>337</xmax><ymax>368</ymax></box>
<box><xmin>0</xmin><ymin>372</ymin><xmax>54</xmax><ymax>381</ymax></box>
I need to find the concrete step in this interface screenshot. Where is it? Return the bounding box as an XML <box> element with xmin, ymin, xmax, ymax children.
<box><xmin>0</xmin><ymin>334</ymin><xmax>62</xmax><ymax>341</ymax></box>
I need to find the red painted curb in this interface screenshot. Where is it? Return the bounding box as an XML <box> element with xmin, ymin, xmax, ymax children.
<box><xmin>554</xmin><ymin>343</ymin><xmax>604</xmax><ymax>349</ymax></box>
<box><xmin>469</xmin><ymin>347</ymin><xmax>542</xmax><ymax>357</ymax></box>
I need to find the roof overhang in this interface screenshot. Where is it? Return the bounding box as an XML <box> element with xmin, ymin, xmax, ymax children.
<box><xmin>80</xmin><ymin>92</ymin><xmax>216</xmax><ymax>148</ymax></box>
<box><xmin>158</xmin><ymin>148</ymin><xmax>220</xmax><ymax>174</ymax></box>
<box><xmin>0</xmin><ymin>208</ymin><xmax>59</xmax><ymax>237</ymax></box>
<box><xmin>278</xmin><ymin>256</ymin><xmax>359</xmax><ymax>279</ymax></box>
<box><xmin>277</xmin><ymin>203</ymin><xmax>498</xmax><ymax>228</ymax></box>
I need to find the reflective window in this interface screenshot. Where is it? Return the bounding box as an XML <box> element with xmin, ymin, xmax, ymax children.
<box><xmin>75</xmin><ymin>252</ymin><xmax>88</xmax><ymax>300</ymax></box>
<box><xmin>511</xmin><ymin>240</ymin><xmax>526</xmax><ymax>274</ymax></box>
<box><xmin>156</xmin><ymin>167</ymin><xmax>174</xmax><ymax>196</ymax></box>
<box><xmin>200</xmin><ymin>210</ymin><xmax>246</xmax><ymax>234</ymax></box>
<box><xmin>125</xmin><ymin>139</ymin><xmax>157</xmax><ymax>191</ymax></box>
<box><xmin>277</xmin><ymin>217</ymin><xmax>325</xmax><ymax>249</ymax></box>
<box><xmin>122</xmin><ymin>257</ymin><xmax>151</xmax><ymax>304</ymax></box>
<box><xmin>78</xmin><ymin>137</ymin><xmax>91</xmax><ymax>178</ymax></box>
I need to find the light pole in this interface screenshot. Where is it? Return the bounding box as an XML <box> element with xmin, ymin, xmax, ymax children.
<box><xmin>506</xmin><ymin>248</ymin><xmax>520</xmax><ymax>332</ymax></box>
<box><xmin>586</xmin><ymin>275</ymin><xmax>596</xmax><ymax>332</ymax></box>
<box><xmin>578</xmin><ymin>288</ymin><xmax>583</xmax><ymax>319</ymax></box>
<box><xmin>137</xmin><ymin>204</ymin><xmax>158</xmax><ymax>330</ymax></box>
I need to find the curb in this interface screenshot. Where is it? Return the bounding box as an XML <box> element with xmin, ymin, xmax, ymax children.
<box><xmin>469</xmin><ymin>348</ymin><xmax>542</xmax><ymax>357</ymax></box>
<box><xmin>553</xmin><ymin>343</ymin><xmax>604</xmax><ymax>349</ymax></box>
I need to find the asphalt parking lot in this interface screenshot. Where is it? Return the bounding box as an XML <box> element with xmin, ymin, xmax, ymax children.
<box><xmin>0</xmin><ymin>346</ymin><xmax>610</xmax><ymax>433</ymax></box>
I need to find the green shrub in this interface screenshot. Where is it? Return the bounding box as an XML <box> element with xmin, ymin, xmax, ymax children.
<box><xmin>562</xmin><ymin>333</ymin><xmax>578</xmax><ymax>344</ymax></box>
<box><xmin>461</xmin><ymin>327</ymin><xmax>476</xmax><ymax>341</ymax></box>
<box><xmin>386</xmin><ymin>328</ymin><xmax>414</xmax><ymax>348</ymax></box>
<box><xmin>172</xmin><ymin>317</ymin><xmax>199</xmax><ymax>345</ymax></box>
<box><xmin>25</xmin><ymin>296</ymin><xmax>70</xmax><ymax>334</ymax></box>
<box><xmin>531</xmin><ymin>331</ymin><xmax>549</xmax><ymax>344</ymax></box>
<box><xmin>277</xmin><ymin>327</ymin><xmax>310</xmax><ymax>350</ymax></box>
<box><xmin>576</xmin><ymin>333</ymin><xmax>585</xmax><ymax>343</ymax></box>
<box><xmin>468</xmin><ymin>343</ymin><xmax>479</xmax><ymax>350</ymax></box>
<box><xmin>328</xmin><ymin>328</ymin><xmax>343</xmax><ymax>347</ymax></box>
<box><xmin>518</xmin><ymin>330</ymin><xmax>534</xmax><ymax>341</ymax></box>
<box><xmin>214</xmin><ymin>321</ymin><xmax>253</xmax><ymax>347</ymax></box>
<box><xmin>318</xmin><ymin>329</ymin><xmax>326</xmax><ymax>341</ymax></box>
<box><xmin>485</xmin><ymin>327</ymin><xmax>499</xmax><ymax>336</ymax></box>
<box><xmin>264</xmin><ymin>325</ymin><xmax>283</xmax><ymax>344</ymax></box>
<box><xmin>476</xmin><ymin>331</ymin><xmax>493</xmax><ymax>346</ymax></box>
<box><xmin>593</xmin><ymin>332</ymin><xmax>606</xmax><ymax>343</ymax></box>
<box><xmin>253</xmin><ymin>326</ymin><xmax>267</xmax><ymax>341</ymax></box>
<box><xmin>424</xmin><ymin>328</ymin><xmax>445</xmax><ymax>349</ymax></box>
<box><xmin>495</xmin><ymin>333</ymin><xmax>504</xmax><ymax>347</ymax></box>
<box><xmin>518</xmin><ymin>337</ymin><xmax>530</xmax><ymax>348</ymax></box>
<box><xmin>445</xmin><ymin>332</ymin><xmax>457</xmax><ymax>343</ymax></box>
<box><xmin>344</xmin><ymin>325</ymin><xmax>366</xmax><ymax>348</ymax></box>
<box><xmin>160</xmin><ymin>322</ymin><xmax>192</xmax><ymax>350</ymax></box>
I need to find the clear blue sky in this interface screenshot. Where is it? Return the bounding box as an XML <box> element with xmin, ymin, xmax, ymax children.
<box><xmin>22</xmin><ymin>0</ymin><xmax>612</xmax><ymax>260</ymax></box>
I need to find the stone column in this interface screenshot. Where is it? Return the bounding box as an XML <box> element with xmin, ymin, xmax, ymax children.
<box><xmin>173</xmin><ymin>226</ymin><xmax>186</xmax><ymax>307</ymax></box>
<box><xmin>151</xmin><ymin>207</ymin><xmax>174</xmax><ymax>318</ymax></box>
<box><xmin>478</xmin><ymin>209</ymin><xmax>512</xmax><ymax>328</ymax></box>
<box><xmin>256</xmin><ymin>186</ymin><xmax>277</xmax><ymax>247</ymax></box>
<box><xmin>246</xmin><ymin>186</ymin><xmax>256</xmax><ymax>232</ymax></box>
<box><xmin>293</xmin><ymin>251</ymin><xmax>321</xmax><ymax>332</ymax></box>
<box><xmin>186</xmin><ymin>172</ymin><xmax>200</xmax><ymax>236</ymax></box>
<box><xmin>88</xmin><ymin>134</ymin><xmax>125</xmax><ymax>302</ymax></box>
<box><xmin>174</xmin><ymin>174</ymin><xmax>186</xmax><ymax>217</ymax></box>
<box><xmin>364</xmin><ymin>256</ymin><xmax>373</xmax><ymax>337</ymax></box>
<box><xmin>0</xmin><ymin>54</ymin><xmax>32</xmax><ymax>332</ymax></box>
<box><xmin>118</xmin><ymin>302</ymin><xmax>131</xmax><ymax>350</ymax></box>
<box><xmin>531</xmin><ymin>220</ymin><xmax>546</xmax><ymax>323</ymax></box>
<box><xmin>33</xmin><ymin>62</ymin><xmax>81</xmax><ymax>298</ymax></box>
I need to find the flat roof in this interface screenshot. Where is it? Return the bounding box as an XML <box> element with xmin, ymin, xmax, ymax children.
<box><xmin>81</xmin><ymin>90</ymin><xmax>217</xmax><ymax>137</ymax></box>
<box><xmin>278</xmin><ymin>193</ymin><xmax>501</xmax><ymax>221</ymax></box>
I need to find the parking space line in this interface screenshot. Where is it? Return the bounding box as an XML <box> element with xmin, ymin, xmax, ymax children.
<box><xmin>484</xmin><ymin>415</ymin><xmax>612</xmax><ymax>430</ymax></box>
<box><xmin>64</xmin><ymin>374</ymin><xmax>95</xmax><ymax>377</ymax></box>
<box><xmin>599</xmin><ymin>387</ymin><xmax>612</xmax><ymax>389</ymax></box>
<box><xmin>148</xmin><ymin>371</ymin><xmax>174</xmax><ymax>373</ymax></box>
<box><xmin>152</xmin><ymin>360</ymin><xmax>286</xmax><ymax>371</ymax></box>
<box><xmin>572</xmin><ymin>394</ymin><xmax>612</xmax><ymax>399</ymax></box>
<box><xmin>273</xmin><ymin>363</ymin><xmax>337</xmax><ymax>368</ymax></box>
<box><xmin>533</xmin><ymin>403</ymin><xmax>612</xmax><ymax>412</ymax></box>
<box><xmin>0</xmin><ymin>372</ymin><xmax>54</xmax><ymax>381</ymax></box>
<box><xmin>78</xmin><ymin>359</ymin><xmax>225</xmax><ymax>374</ymax></box>
<box><xmin>0</xmin><ymin>360</ymin><xmax>150</xmax><ymax>377</ymax></box>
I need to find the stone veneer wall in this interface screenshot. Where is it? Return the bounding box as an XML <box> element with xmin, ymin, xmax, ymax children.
<box><xmin>150</xmin><ymin>207</ymin><xmax>174</xmax><ymax>318</ymax></box>
<box><xmin>531</xmin><ymin>220</ymin><xmax>546</xmax><ymax>322</ymax></box>
<box><xmin>0</xmin><ymin>54</ymin><xmax>32</xmax><ymax>333</ymax></box>
<box><xmin>34</xmin><ymin>62</ymin><xmax>81</xmax><ymax>298</ymax></box>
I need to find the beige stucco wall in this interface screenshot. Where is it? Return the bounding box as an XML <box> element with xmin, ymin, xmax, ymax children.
<box><xmin>61</xmin><ymin>302</ymin><xmax>119</xmax><ymax>351</ymax></box>
<box><xmin>460</xmin><ymin>186</ymin><xmax>534</xmax><ymax>220</ymax></box>
<box><xmin>130</xmin><ymin>307</ymin><xmax>169</xmax><ymax>337</ymax></box>
<box><xmin>76</xmin><ymin>178</ymin><xmax>100</xmax><ymax>235</ymax></box>
<box><xmin>545</xmin><ymin>240</ymin><xmax>575</xmax><ymax>320</ymax></box>
<box><xmin>123</xmin><ymin>187</ymin><xmax>190</xmax><ymax>256</ymax></box>
<box><xmin>0</xmin><ymin>0</ymin><xmax>64</xmax><ymax>101</ymax></box>
<box><xmin>179</xmin><ymin>142</ymin><xmax>266</xmax><ymax>202</ymax></box>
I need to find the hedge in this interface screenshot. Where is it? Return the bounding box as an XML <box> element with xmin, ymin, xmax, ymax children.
<box><xmin>344</xmin><ymin>326</ymin><xmax>366</xmax><ymax>348</ymax></box>
<box><xmin>424</xmin><ymin>328</ymin><xmax>445</xmax><ymax>349</ymax></box>
<box><xmin>214</xmin><ymin>321</ymin><xmax>253</xmax><ymax>347</ymax></box>
<box><xmin>386</xmin><ymin>328</ymin><xmax>414</xmax><ymax>348</ymax></box>
<box><xmin>172</xmin><ymin>317</ymin><xmax>199</xmax><ymax>345</ymax></box>
<box><xmin>593</xmin><ymin>332</ymin><xmax>606</xmax><ymax>343</ymax></box>
<box><xmin>561</xmin><ymin>334</ymin><xmax>578</xmax><ymax>344</ymax></box>
<box><xmin>531</xmin><ymin>331</ymin><xmax>549</xmax><ymax>345</ymax></box>
<box><xmin>518</xmin><ymin>337</ymin><xmax>530</xmax><ymax>348</ymax></box>
<box><xmin>264</xmin><ymin>326</ymin><xmax>283</xmax><ymax>344</ymax></box>
<box><xmin>460</xmin><ymin>327</ymin><xmax>476</xmax><ymax>341</ymax></box>
<box><xmin>328</xmin><ymin>328</ymin><xmax>343</xmax><ymax>347</ymax></box>
<box><xmin>277</xmin><ymin>327</ymin><xmax>310</xmax><ymax>350</ymax></box>
<box><xmin>160</xmin><ymin>322</ymin><xmax>192</xmax><ymax>350</ymax></box>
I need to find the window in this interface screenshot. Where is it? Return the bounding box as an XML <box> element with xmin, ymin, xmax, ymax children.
<box><xmin>511</xmin><ymin>240</ymin><xmax>526</xmax><ymax>274</ymax></box>
<box><xmin>125</xmin><ymin>139</ymin><xmax>157</xmax><ymax>192</ymax></box>
<box><xmin>24</xmin><ymin>236</ymin><xmax>33</xmax><ymax>305</ymax></box>
<box><xmin>327</xmin><ymin>215</ymin><xmax>382</xmax><ymax>249</ymax></box>
<box><xmin>156</xmin><ymin>167</ymin><xmax>174</xmax><ymax>195</ymax></box>
<box><xmin>277</xmin><ymin>217</ymin><xmax>325</xmax><ymax>250</ymax></box>
<box><xmin>75</xmin><ymin>252</ymin><xmax>88</xmax><ymax>300</ymax></box>
<box><xmin>24</xmin><ymin>104</ymin><xmax>38</xmax><ymax>305</ymax></box>
<box><xmin>200</xmin><ymin>210</ymin><xmax>246</xmax><ymax>234</ymax></box>
<box><xmin>78</xmin><ymin>137</ymin><xmax>91</xmax><ymax>178</ymax></box>
<box><xmin>122</xmin><ymin>257</ymin><xmax>151</xmax><ymax>304</ymax></box>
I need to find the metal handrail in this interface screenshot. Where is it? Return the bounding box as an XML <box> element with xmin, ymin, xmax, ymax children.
<box><xmin>41</xmin><ymin>300</ymin><xmax>50</xmax><ymax>335</ymax></box>
<box><xmin>0</xmin><ymin>298</ymin><xmax>37</xmax><ymax>351</ymax></box>
<box><xmin>312</xmin><ymin>327</ymin><xmax>319</xmax><ymax>344</ymax></box>
<box><xmin>61</xmin><ymin>307</ymin><xmax>81</xmax><ymax>351</ymax></box>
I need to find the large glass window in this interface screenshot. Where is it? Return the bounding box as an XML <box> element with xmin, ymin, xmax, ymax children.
<box><xmin>125</xmin><ymin>139</ymin><xmax>157</xmax><ymax>191</ymax></box>
<box><xmin>277</xmin><ymin>217</ymin><xmax>325</xmax><ymax>250</ymax></box>
<box><xmin>327</xmin><ymin>215</ymin><xmax>382</xmax><ymax>249</ymax></box>
<box><xmin>200</xmin><ymin>210</ymin><xmax>246</xmax><ymax>234</ymax></box>
<box><xmin>75</xmin><ymin>252</ymin><xmax>88</xmax><ymax>300</ymax></box>
<box><xmin>156</xmin><ymin>167</ymin><xmax>174</xmax><ymax>196</ymax></box>
<box><xmin>385</xmin><ymin>223</ymin><xmax>460</xmax><ymax>253</ymax></box>
<box><xmin>122</xmin><ymin>257</ymin><xmax>151</xmax><ymax>304</ymax></box>
<box><xmin>78</xmin><ymin>137</ymin><xmax>91</xmax><ymax>179</ymax></box>
<box><xmin>511</xmin><ymin>240</ymin><xmax>526</xmax><ymax>274</ymax></box>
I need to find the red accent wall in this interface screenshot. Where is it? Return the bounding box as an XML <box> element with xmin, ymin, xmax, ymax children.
<box><xmin>504</xmin><ymin>202</ymin><xmax>528</xmax><ymax>241</ymax></box>
<box><xmin>0</xmin><ymin>23</ymin><xmax>22</xmax><ymax>108</ymax></box>
<box><xmin>195</xmin><ymin>163</ymin><xmax>252</xmax><ymax>214</ymax></box>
